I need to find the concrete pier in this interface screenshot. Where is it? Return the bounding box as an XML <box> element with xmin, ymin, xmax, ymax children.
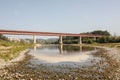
<box><xmin>59</xmin><ymin>35</ymin><xmax>63</xmax><ymax>45</ymax></box>
<box><xmin>33</xmin><ymin>35</ymin><xmax>36</xmax><ymax>44</ymax></box>
<box><xmin>78</xmin><ymin>36</ymin><xmax>82</xmax><ymax>44</ymax></box>
<box><xmin>94</xmin><ymin>37</ymin><xmax>96</xmax><ymax>41</ymax></box>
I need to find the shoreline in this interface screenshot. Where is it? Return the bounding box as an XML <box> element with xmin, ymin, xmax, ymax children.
<box><xmin>34</xmin><ymin>44</ymin><xmax>120</xmax><ymax>79</ymax></box>
<box><xmin>104</xmin><ymin>47</ymin><xmax>120</xmax><ymax>79</ymax></box>
<box><xmin>0</xmin><ymin>49</ymin><xmax>30</xmax><ymax>68</ymax></box>
<box><xmin>0</xmin><ymin>45</ymin><xmax>120</xmax><ymax>79</ymax></box>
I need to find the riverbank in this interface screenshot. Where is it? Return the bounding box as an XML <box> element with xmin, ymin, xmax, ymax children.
<box><xmin>0</xmin><ymin>49</ymin><xmax>30</xmax><ymax>68</ymax></box>
<box><xmin>86</xmin><ymin>43</ymin><xmax>120</xmax><ymax>79</ymax></box>
<box><xmin>71</xmin><ymin>43</ymin><xmax>120</xmax><ymax>79</ymax></box>
<box><xmin>0</xmin><ymin>44</ymin><xmax>120</xmax><ymax>80</ymax></box>
<box><xmin>103</xmin><ymin>47</ymin><xmax>120</xmax><ymax>80</ymax></box>
<box><xmin>0</xmin><ymin>40</ymin><xmax>31</xmax><ymax>61</ymax></box>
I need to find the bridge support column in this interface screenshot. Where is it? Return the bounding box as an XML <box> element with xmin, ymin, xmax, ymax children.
<box><xmin>33</xmin><ymin>35</ymin><xmax>36</xmax><ymax>45</ymax></box>
<box><xmin>78</xmin><ymin>36</ymin><xmax>82</xmax><ymax>44</ymax></box>
<box><xmin>59</xmin><ymin>35</ymin><xmax>63</xmax><ymax>45</ymax></box>
<box><xmin>94</xmin><ymin>37</ymin><xmax>96</xmax><ymax>41</ymax></box>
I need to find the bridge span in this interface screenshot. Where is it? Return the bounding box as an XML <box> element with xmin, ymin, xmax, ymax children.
<box><xmin>0</xmin><ymin>29</ymin><xmax>102</xmax><ymax>44</ymax></box>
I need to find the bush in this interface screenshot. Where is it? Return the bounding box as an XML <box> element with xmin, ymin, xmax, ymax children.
<box><xmin>83</xmin><ymin>38</ymin><xmax>94</xmax><ymax>44</ymax></box>
<box><xmin>97</xmin><ymin>36</ymin><xmax>120</xmax><ymax>43</ymax></box>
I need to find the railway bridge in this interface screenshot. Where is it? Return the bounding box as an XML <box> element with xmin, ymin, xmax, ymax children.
<box><xmin>0</xmin><ymin>30</ymin><xmax>102</xmax><ymax>44</ymax></box>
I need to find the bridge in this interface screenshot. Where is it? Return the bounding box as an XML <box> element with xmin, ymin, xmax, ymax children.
<box><xmin>0</xmin><ymin>29</ymin><xmax>102</xmax><ymax>44</ymax></box>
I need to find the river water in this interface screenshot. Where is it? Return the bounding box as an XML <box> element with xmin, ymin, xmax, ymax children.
<box><xmin>28</xmin><ymin>45</ymin><xmax>102</xmax><ymax>68</ymax></box>
<box><xmin>1</xmin><ymin>45</ymin><xmax>113</xmax><ymax>79</ymax></box>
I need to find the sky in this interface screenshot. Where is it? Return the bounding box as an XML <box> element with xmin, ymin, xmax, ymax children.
<box><xmin>0</xmin><ymin>0</ymin><xmax>120</xmax><ymax>39</ymax></box>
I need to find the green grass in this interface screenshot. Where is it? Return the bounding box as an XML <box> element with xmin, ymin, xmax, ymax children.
<box><xmin>84</xmin><ymin>43</ymin><xmax>120</xmax><ymax>48</ymax></box>
<box><xmin>0</xmin><ymin>40</ymin><xmax>12</xmax><ymax>47</ymax></box>
<box><xmin>0</xmin><ymin>40</ymin><xmax>31</xmax><ymax>61</ymax></box>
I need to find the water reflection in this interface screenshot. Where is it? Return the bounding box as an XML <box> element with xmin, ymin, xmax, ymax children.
<box><xmin>59</xmin><ymin>45</ymin><xmax>63</xmax><ymax>54</ymax></box>
<box><xmin>80</xmin><ymin>45</ymin><xmax>82</xmax><ymax>53</ymax></box>
<box><xmin>33</xmin><ymin>45</ymin><xmax>90</xmax><ymax>54</ymax></box>
<box><xmin>34</xmin><ymin>45</ymin><xmax>37</xmax><ymax>51</ymax></box>
<box><xmin>30</xmin><ymin>45</ymin><xmax>99</xmax><ymax>63</ymax></box>
<box><xmin>58</xmin><ymin>45</ymin><xmax>83</xmax><ymax>54</ymax></box>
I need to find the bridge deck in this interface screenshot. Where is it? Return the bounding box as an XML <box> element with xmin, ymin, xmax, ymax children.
<box><xmin>0</xmin><ymin>30</ymin><xmax>102</xmax><ymax>37</ymax></box>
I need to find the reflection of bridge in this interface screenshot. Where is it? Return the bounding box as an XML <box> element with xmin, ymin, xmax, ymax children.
<box><xmin>0</xmin><ymin>29</ymin><xmax>102</xmax><ymax>44</ymax></box>
<box><xmin>34</xmin><ymin>45</ymin><xmax>96</xmax><ymax>54</ymax></box>
<box><xmin>33</xmin><ymin>45</ymin><xmax>83</xmax><ymax>54</ymax></box>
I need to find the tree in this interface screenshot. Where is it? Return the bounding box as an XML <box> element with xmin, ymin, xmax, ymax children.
<box><xmin>62</xmin><ymin>30</ymin><xmax>113</xmax><ymax>44</ymax></box>
<box><xmin>82</xmin><ymin>38</ymin><xmax>94</xmax><ymax>44</ymax></box>
<box><xmin>0</xmin><ymin>34</ymin><xmax>3</xmax><ymax>39</ymax></box>
<box><xmin>91</xmin><ymin>30</ymin><xmax>110</xmax><ymax>36</ymax></box>
<box><xmin>97</xmin><ymin>36</ymin><xmax>108</xmax><ymax>43</ymax></box>
<box><xmin>0</xmin><ymin>34</ymin><xmax>6</xmax><ymax>40</ymax></box>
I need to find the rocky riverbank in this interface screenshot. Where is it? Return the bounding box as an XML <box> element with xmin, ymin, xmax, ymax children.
<box><xmin>103</xmin><ymin>47</ymin><xmax>120</xmax><ymax>80</ymax></box>
<box><xmin>0</xmin><ymin>47</ymin><xmax>120</xmax><ymax>80</ymax></box>
<box><xmin>0</xmin><ymin>49</ymin><xmax>30</xmax><ymax>68</ymax></box>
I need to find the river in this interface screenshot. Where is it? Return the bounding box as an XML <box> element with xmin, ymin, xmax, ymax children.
<box><xmin>0</xmin><ymin>45</ymin><xmax>118</xmax><ymax>80</ymax></box>
<box><xmin>28</xmin><ymin>45</ymin><xmax>103</xmax><ymax>68</ymax></box>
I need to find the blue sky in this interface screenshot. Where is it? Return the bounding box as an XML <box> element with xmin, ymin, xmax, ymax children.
<box><xmin>0</xmin><ymin>0</ymin><xmax>120</xmax><ymax>38</ymax></box>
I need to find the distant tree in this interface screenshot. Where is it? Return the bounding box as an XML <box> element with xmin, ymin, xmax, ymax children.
<box><xmin>82</xmin><ymin>38</ymin><xmax>94</xmax><ymax>44</ymax></box>
<box><xmin>0</xmin><ymin>34</ymin><xmax>3</xmax><ymax>39</ymax></box>
<box><xmin>62</xmin><ymin>30</ymin><xmax>119</xmax><ymax>44</ymax></box>
<box><xmin>0</xmin><ymin>34</ymin><xmax>7</xmax><ymax>40</ymax></box>
<box><xmin>96</xmin><ymin>36</ymin><xmax>120</xmax><ymax>43</ymax></box>
<box><xmin>91</xmin><ymin>30</ymin><xmax>110</xmax><ymax>36</ymax></box>
<box><xmin>97</xmin><ymin>36</ymin><xmax>108</xmax><ymax>43</ymax></box>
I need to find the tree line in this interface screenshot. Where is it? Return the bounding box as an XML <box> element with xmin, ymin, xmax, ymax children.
<box><xmin>62</xmin><ymin>30</ymin><xmax>120</xmax><ymax>44</ymax></box>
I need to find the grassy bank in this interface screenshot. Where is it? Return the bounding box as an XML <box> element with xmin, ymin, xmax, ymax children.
<box><xmin>0</xmin><ymin>40</ymin><xmax>31</xmax><ymax>61</ymax></box>
<box><xmin>70</xmin><ymin>43</ymin><xmax>120</xmax><ymax>49</ymax></box>
<box><xmin>89</xmin><ymin>43</ymin><xmax>120</xmax><ymax>48</ymax></box>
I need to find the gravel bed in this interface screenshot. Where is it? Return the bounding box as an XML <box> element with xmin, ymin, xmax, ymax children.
<box><xmin>0</xmin><ymin>47</ymin><xmax>120</xmax><ymax>80</ymax></box>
